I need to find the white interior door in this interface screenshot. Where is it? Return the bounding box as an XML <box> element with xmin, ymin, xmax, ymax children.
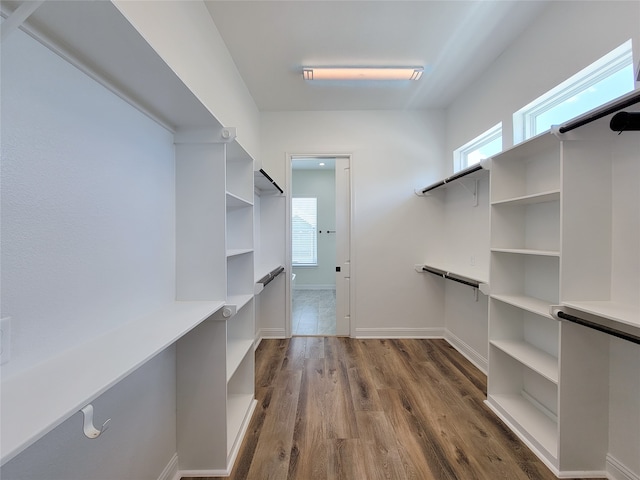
<box><xmin>334</xmin><ymin>157</ymin><xmax>351</xmax><ymax>336</ymax></box>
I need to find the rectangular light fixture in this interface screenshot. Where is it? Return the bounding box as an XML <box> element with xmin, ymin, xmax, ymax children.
<box><xmin>302</xmin><ymin>66</ymin><xmax>423</xmax><ymax>81</ymax></box>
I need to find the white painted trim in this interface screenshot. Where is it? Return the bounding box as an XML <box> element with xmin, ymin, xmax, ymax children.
<box><xmin>286</xmin><ymin>153</ymin><xmax>354</xmax><ymax>339</ymax></box>
<box><xmin>226</xmin><ymin>399</ymin><xmax>257</xmax><ymax>476</ymax></box>
<box><xmin>444</xmin><ymin>329</ymin><xmax>488</xmax><ymax>374</ymax></box>
<box><xmin>348</xmin><ymin>154</ymin><xmax>356</xmax><ymax>338</ymax></box>
<box><xmin>176</xmin><ymin>468</ymin><xmax>230</xmax><ymax>478</ymax></box>
<box><xmin>292</xmin><ymin>284</ymin><xmax>336</xmax><ymax>290</ymax></box>
<box><xmin>159</xmin><ymin>453</ymin><xmax>178</xmax><ymax>480</ymax></box>
<box><xmin>256</xmin><ymin>328</ymin><xmax>286</xmax><ymax>344</ymax></box>
<box><xmin>355</xmin><ymin>327</ymin><xmax>445</xmax><ymax>338</ymax></box>
<box><xmin>607</xmin><ymin>453</ymin><xmax>640</xmax><ymax>480</ymax></box>
<box><xmin>484</xmin><ymin>399</ymin><xmax>561</xmax><ymax>476</ymax></box>
<box><xmin>556</xmin><ymin>471</ymin><xmax>609</xmax><ymax>479</ymax></box>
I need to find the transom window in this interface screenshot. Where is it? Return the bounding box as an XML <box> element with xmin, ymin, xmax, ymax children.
<box><xmin>453</xmin><ymin>123</ymin><xmax>502</xmax><ymax>173</ymax></box>
<box><xmin>514</xmin><ymin>40</ymin><xmax>634</xmax><ymax>143</ymax></box>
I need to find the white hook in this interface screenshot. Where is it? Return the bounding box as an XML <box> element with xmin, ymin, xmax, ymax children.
<box><xmin>80</xmin><ymin>404</ymin><xmax>110</xmax><ymax>439</ymax></box>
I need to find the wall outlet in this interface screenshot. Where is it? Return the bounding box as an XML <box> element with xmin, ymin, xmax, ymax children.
<box><xmin>470</xmin><ymin>256</ymin><xmax>476</xmax><ymax>266</ymax></box>
<box><xmin>1</xmin><ymin>317</ymin><xmax>11</xmax><ymax>364</ymax></box>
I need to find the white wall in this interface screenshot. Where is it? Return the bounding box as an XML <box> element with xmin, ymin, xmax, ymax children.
<box><xmin>1</xmin><ymin>28</ymin><xmax>177</xmax><ymax>479</ymax></box>
<box><xmin>446</xmin><ymin>0</ymin><xmax>640</xmax><ymax>165</ymax></box>
<box><xmin>292</xmin><ymin>168</ymin><xmax>336</xmax><ymax>288</ymax></box>
<box><xmin>445</xmin><ymin>2</ymin><xmax>640</xmax><ymax>477</ymax></box>
<box><xmin>1</xmin><ymin>27</ymin><xmax>176</xmax><ymax>379</ymax></box>
<box><xmin>113</xmin><ymin>0</ymin><xmax>261</xmax><ymax>160</ymax></box>
<box><xmin>261</xmin><ymin>110</ymin><xmax>446</xmax><ymax>336</ymax></box>
<box><xmin>431</xmin><ymin>175</ymin><xmax>491</xmax><ymax>372</ymax></box>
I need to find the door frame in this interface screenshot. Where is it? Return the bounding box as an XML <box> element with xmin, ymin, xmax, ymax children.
<box><xmin>285</xmin><ymin>153</ymin><xmax>355</xmax><ymax>337</ymax></box>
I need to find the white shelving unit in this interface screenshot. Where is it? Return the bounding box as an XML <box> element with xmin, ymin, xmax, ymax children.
<box><xmin>0</xmin><ymin>1</ymin><xmax>257</xmax><ymax>475</ymax></box>
<box><xmin>487</xmin><ymin>132</ymin><xmax>563</xmax><ymax>471</ymax></box>
<box><xmin>487</xmin><ymin>97</ymin><xmax>640</xmax><ymax>476</ymax></box>
<box><xmin>176</xmin><ymin>137</ymin><xmax>257</xmax><ymax>476</ymax></box>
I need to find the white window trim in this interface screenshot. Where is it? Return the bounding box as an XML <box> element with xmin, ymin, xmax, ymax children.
<box><xmin>514</xmin><ymin>40</ymin><xmax>633</xmax><ymax>144</ymax></box>
<box><xmin>453</xmin><ymin>122</ymin><xmax>502</xmax><ymax>173</ymax></box>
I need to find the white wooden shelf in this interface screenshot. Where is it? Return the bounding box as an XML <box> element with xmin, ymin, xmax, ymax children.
<box><xmin>491</xmin><ymin>294</ymin><xmax>554</xmax><ymax>318</ymax></box>
<box><xmin>226</xmin><ymin>192</ymin><xmax>253</xmax><ymax>209</ymax></box>
<box><xmin>558</xmin><ymin>302</ymin><xmax>640</xmax><ymax>344</ymax></box>
<box><xmin>492</xmin><ymin>131</ymin><xmax>558</xmax><ymax>163</ymax></box>
<box><xmin>491</xmin><ymin>190</ymin><xmax>560</xmax><ymax>207</ymax></box>
<box><xmin>562</xmin><ymin>301</ymin><xmax>639</xmax><ymax>331</ymax></box>
<box><xmin>1</xmin><ymin>1</ymin><xmax>223</xmax><ymax>133</ymax></box>
<box><xmin>0</xmin><ymin>300</ymin><xmax>225</xmax><ymax>465</ymax></box>
<box><xmin>226</xmin><ymin>294</ymin><xmax>254</xmax><ymax>312</ymax></box>
<box><xmin>226</xmin><ymin>248</ymin><xmax>254</xmax><ymax>258</ymax></box>
<box><xmin>491</xmin><ymin>248</ymin><xmax>560</xmax><ymax>257</ymax></box>
<box><xmin>254</xmin><ymin>169</ymin><xmax>283</xmax><ymax>195</ymax></box>
<box><xmin>486</xmin><ymin>393</ymin><xmax>558</xmax><ymax>460</ymax></box>
<box><xmin>226</xmin><ymin>341</ymin><xmax>254</xmax><ymax>381</ymax></box>
<box><xmin>491</xmin><ymin>340</ymin><xmax>558</xmax><ymax>383</ymax></box>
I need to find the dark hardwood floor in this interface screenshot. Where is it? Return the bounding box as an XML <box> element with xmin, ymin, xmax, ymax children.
<box><xmin>183</xmin><ymin>337</ymin><xmax>596</xmax><ymax>480</ymax></box>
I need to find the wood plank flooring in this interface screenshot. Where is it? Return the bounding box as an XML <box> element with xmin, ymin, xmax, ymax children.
<box><xmin>182</xmin><ymin>337</ymin><xmax>597</xmax><ymax>480</ymax></box>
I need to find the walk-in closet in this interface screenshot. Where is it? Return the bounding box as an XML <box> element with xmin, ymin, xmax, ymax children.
<box><xmin>1</xmin><ymin>1</ymin><xmax>638</xmax><ymax>480</ymax></box>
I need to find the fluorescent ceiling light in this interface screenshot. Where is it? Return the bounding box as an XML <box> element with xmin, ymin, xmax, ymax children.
<box><xmin>302</xmin><ymin>67</ymin><xmax>423</xmax><ymax>81</ymax></box>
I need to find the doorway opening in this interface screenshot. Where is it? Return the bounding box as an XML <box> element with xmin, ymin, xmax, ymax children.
<box><xmin>288</xmin><ymin>155</ymin><xmax>351</xmax><ymax>337</ymax></box>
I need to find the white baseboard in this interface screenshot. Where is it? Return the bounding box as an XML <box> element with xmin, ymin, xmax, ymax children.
<box><xmin>176</xmin><ymin>467</ymin><xmax>230</xmax><ymax>478</ymax></box>
<box><xmin>355</xmin><ymin>327</ymin><xmax>445</xmax><ymax>338</ymax></box>
<box><xmin>607</xmin><ymin>453</ymin><xmax>640</xmax><ymax>480</ymax></box>
<box><xmin>159</xmin><ymin>453</ymin><xmax>178</xmax><ymax>480</ymax></box>
<box><xmin>444</xmin><ymin>329</ymin><xmax>487</xmax><ymax>374</ymax></box>
<box><xmin>256</xmin><ymin>327</ymin><xmax>286</xmax><ymax>345</ymax></box>
<box><xmin>556</xmin><ymin>470</ymin><xmax>608</xmax><ymax>479</ymax></box>
<box><xmin>293</xmin><ymin>284</ymin><xmax>335</xmax><ymax>290</ymax></box>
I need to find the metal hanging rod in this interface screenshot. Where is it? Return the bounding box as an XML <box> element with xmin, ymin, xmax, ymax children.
<box><xmin>421</xmin><ymin>266</ymin><xmax>480</xmax><ymax>289</ymax></box>
<box><xmin>257</xmin><ymin>266</ymin><xmax>285</xmax><ymax>288</ymax></box>
<box><xmin>556</xmin><ymin>310</ymin><xmax>640</xmax><ymax>346</ymax></box>
<box><xmin>556</xmin><ymin>90</ymin><xmax>640</xmax><ymax>134</ymax></box>
<box><xmin>258</xmin><ymin>169</ymin><xmax>284</xmax><ymax>194</ymax></box>
<box><xmin>420</xmin><ymin>163</ymin><xmax>485</xmax><ymax>195</ymax></box>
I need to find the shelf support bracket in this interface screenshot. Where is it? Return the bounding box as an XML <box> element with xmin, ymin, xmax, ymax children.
<box><xmin>454</xmin><ymin>178</ymin><xmax>479</xmax><ymax>207</ymax></box>
<box><xmin>0</xmin><ymin>1</ymin><xmax>44</xmax><ymax>42</ymax></box>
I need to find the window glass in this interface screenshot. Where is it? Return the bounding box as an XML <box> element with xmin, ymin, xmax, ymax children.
<box><xmin>514</xmin><ymin>40</ymin><xmax>634</xmax><ymax>143</ymax></box>
<box><xmin>454</xmin><ymin>123</ymin><xmax>502</xmax><ymax>172</ymax></box>
<box><xmin>292</xmin><ymin>197</ymin><xmax>318</xmax><ymax>266</ymax></box>
<box><xmin>532</xmin><ymin>64</ymin><xmax>634</xmax><ymax>136</ymax></box>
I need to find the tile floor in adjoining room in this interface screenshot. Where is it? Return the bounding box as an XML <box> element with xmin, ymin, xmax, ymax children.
<box><xmin>292</xmin><ymin>289</ymin><xmax>336</xmax><ymax>335</ymax></box>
